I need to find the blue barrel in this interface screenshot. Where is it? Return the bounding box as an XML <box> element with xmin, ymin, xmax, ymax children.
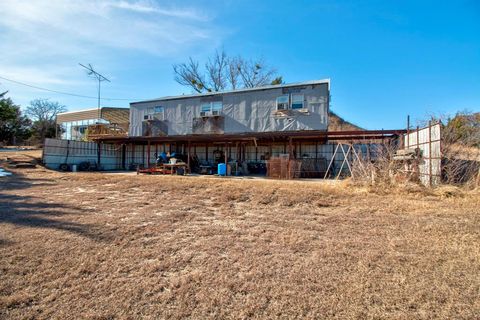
<box><xmin>218</xmin><ymin>163</ymin><xmax>227</xmax><ymax>176</ymax></box>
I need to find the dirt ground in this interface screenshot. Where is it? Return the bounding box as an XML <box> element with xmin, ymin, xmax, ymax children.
<box><xmin>1</xmin><ymin>150</ymin><xmax>479</xmax><ymax>319</ymax></box>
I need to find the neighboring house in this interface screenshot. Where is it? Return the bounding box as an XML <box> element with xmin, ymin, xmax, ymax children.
<box><xmin>56</xmin><ymin>107</ymin><xmax>129</xmax><ymax>140</ymax></box>
<box><xmin>129</xmin><ymin>80</ymin><xmax>330</xmax><ymax>137</ymax></box>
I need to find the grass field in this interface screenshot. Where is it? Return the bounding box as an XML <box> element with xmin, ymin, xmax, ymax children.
<box><xmin>1</xmin><ymin>150</ymin><xmax>479</xmax><ymax>319</ymax></box>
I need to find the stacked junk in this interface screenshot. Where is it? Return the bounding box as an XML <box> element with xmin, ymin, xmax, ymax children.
<box><xmin>266</xmin><ymin>155</ymin><xmax>327</xmax><ymax>179</ymax></box>
<box><xmin>136</xmin><ymin>148</ymin><xmax>328</xmax><ymax>179</ymax></box>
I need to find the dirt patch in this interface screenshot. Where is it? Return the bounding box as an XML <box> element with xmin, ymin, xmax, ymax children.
<box><xmin>1</xmin><ymin>160</ymin><xmax>479</xmax><ymax>319</ymax></box>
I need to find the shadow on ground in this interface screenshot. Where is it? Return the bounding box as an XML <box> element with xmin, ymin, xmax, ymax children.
<box><xmin>0</xmin><ymin>168</ymin><xmax>56</xmax><ymax>191</ymax></box>
<box><xmin>0</xmin><ymin>171</ymin><xmax>115</xmax><ymax>243</ymax></box>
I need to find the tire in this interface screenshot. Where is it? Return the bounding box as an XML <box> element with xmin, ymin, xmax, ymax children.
<box><xmin>79</xmin><ymin>161</ymin><xmax>90</xmax><ymax>171</ymax></box>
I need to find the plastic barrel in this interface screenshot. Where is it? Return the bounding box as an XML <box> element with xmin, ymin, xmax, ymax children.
<box><xmin>218</xmin><ymin>163</ymin><xmax>227</xmax><ymax>176</ymax></box>
<box><xmin>72</xmin><ymin>164</ymin><xmax>77</xmax><ymax>172</ymax></box>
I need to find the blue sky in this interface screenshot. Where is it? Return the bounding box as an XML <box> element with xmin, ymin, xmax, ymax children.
<box><xmin>0</xmin><ymin>0</ymin><xmax>479</xmax><ymax>129</ymax></box>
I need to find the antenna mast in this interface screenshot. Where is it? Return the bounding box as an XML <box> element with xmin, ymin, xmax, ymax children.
<box><xmin>79</xmin><ymin>63</ymin><xmax>110</xmax><ymax>120</ymax></box>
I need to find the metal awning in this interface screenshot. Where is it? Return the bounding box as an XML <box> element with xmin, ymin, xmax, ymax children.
<box><xmin>91</xmin><ymin>129</ymin><xmax>407</xmax><ymax>144</ymax></box>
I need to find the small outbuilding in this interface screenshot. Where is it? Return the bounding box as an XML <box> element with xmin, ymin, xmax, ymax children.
<box><xmin>56</xmin><ymin>107</ymin><xmax>129</xmax><ymax>141</ymax></box>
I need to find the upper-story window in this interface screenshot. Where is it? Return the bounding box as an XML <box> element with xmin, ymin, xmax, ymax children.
<box><xmin>201</xmin><ymin>101</ymin><xmax>223</xmax><ymax>115</ymax></box>
<box><xmin>145</xmin><ymin>107</ymin><xmax>161</xmax><ymax>120</ymax></box>
<box><xmin>154</xmin><ymin>106</ymin><xmax>164</xmax><ymax>120</ymax></box>
<box><xmin>291</xmin><ymin>94</ymin><xmax>304</xmax><ymax>109</ymax></box>
<box><xmin>212</xmin><ymin>101</ymin><xmax>222</xmax><ymax>112</ymax></box>
<box><xmin>276</xmin><ymin>95</ymin><xmax>289</xmax><ymax>110</ymax></box>
<box><xmin>201</xmin><ymin>103</ymin><xmax>211</xmax><ymax>113</ymax></box>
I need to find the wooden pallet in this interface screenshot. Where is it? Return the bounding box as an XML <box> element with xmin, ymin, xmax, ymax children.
<box><xmin>6</xmin><ymin>157</ymin><xmax>37</xmax><ymax>168</ymax></box>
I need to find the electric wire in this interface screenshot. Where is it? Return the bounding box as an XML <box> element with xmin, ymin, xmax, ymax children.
<box><xmin>0</xmin><ymin>75</ymin><xmax>143</xmax><ymax>101</ymax></box>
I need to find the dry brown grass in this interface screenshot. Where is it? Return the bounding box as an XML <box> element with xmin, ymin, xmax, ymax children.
<box><xmin>1</xmin><ymin>158</ymin><xmax>479</xmax><ymax>319</ymax></box>
<box><xmin>0</xmin><ymin>149</ymin><xmax>42</xmax><ymax>162</ymax></box>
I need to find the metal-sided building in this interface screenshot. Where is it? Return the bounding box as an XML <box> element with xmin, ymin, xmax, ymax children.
<box><xmin>128</xmin><ymin>79</ymin><xmax>329</xmax><ymax>137</ymax></box>
<box><xmin>44</xmin><ymin>79</ymin><xmax>407</xmax><ymax>178</ymax></box>
<box><xmin>102</xmin><ymin>80</ymin><xmax>402</xmax><ymax>176</ymax></box>
<box><xmin>125</xmin><ymin>80</ymin><xmax>332</xmax><ymax>174</ymax></box>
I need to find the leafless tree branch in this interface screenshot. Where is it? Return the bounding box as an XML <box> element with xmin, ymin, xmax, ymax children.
<box><xmin>173</xmin><ymin>51</ymin><xmax>279</xmax><ymax>93</ymax></box>
<box><xmin>205</xmin><ymin>49</ymin><xmax>228</xmax><ymax>91</ymax></box>
<box><xmin>173</xmin><ymin>58</ymin><xmax>209</xmax><ymax>93</ymax></box>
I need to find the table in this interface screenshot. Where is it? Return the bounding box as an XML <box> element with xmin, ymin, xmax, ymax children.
<box><xmin>162</xmin><ymin>162</ymin><xmax>188</xmax><ymax>175</ymax></box>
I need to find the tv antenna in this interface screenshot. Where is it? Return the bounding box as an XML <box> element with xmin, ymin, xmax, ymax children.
<box><xmin>79</xmin><ymin>63</ymin><xmax>110</xmax><ymax>119</ymax></box>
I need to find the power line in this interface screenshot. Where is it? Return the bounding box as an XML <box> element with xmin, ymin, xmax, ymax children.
<box><xmin>0</xmin><ymin>75</ymin><xmax>142</xmax><ymax>101</ymax></box>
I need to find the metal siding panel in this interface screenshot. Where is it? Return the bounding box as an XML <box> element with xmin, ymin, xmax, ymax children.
<box><xmin>56</xmin><ymin>109</ymin><xmax>99</xmax><ymax>123</ymax></box>
<box><xmin>43</xmin><ymin>139</ymin><xmax>123</xmax><ymax>170</ymax></box>
<box><xmin>402</xmin><ymin>123</ymin><xmax>442</xmax><ymax>186</ymax></box>
<box><xmin>129</xmin><ymin>83</ymin><xmax>328</xmax><ymax>137</ymax></box>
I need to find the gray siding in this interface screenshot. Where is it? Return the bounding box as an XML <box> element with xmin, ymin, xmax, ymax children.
<box><xmin>43</xmin><ymin>138</ymin><xmax>122</xmax><ymax>171</ymax></box>
<box><xmin>129</xmin><ymin>83</ymin><xmax>329</xmax><ymax>137</ymax></box>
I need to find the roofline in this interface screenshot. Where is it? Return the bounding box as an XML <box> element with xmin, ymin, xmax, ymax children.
<box><xmin>130</xmin><ymin>79</ymin><xmax>330</xmax><ymax>105</ymax></box>
<box><xmin>56</xmin><ymin>107</ymin><xmax>128</xmax><ymax>116</ymax></box>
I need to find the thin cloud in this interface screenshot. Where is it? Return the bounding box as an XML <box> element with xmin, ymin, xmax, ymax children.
<box><xmin>0</xmin><ymin>66</ymin><xmax>89</xmax><ymax>86</ymax></box>
<box><xmin>0</xmin><ymin>0</ymin><xmax>224</xmax><ymax>105</ymax></box>
<box><xmin>0</xmin><ymin>0</ymin><xmax>217</xmax><ymax>55</ymax></box>
<box><xmin>108</xmin><ymin>0</ymin><xmax>210</xmax><ymax>21</ymax></box>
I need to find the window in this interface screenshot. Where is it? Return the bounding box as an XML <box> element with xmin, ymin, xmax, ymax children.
<box><xmin>201</xmin><ymin>103</ymin><xmax>211</xmax><ymax>113</ymax></box>
<box><xmin>144</xmin><ymin>107</ymin><xmax>155</xmax><ymax>120</ymax></box>
<box><xmin>276</xmin><ymin>95</ymin><xmax>289</xmax><ymax>110</ymax></box>
<box><xmin>154</xmin><ymin>106</ymin><xmax>165</xmax><ymax>120</ymax></box>
<box><xmin>201</xmin><ymin>101</ymin><xmax>223</xmax><ymax>115</ymax></box>
<box><xmin>291</xmin><ymin>94</ymin><xmax>304</xmax><ymax>109</ymax></box>
<box><xmin>212</xmin><ymin>101</ymin><xmax>222</xmax><ymax>112</ymax></box>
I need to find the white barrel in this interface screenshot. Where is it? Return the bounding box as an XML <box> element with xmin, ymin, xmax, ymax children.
<box><xmin>72</xmin><ymin>164</ymin><xmax>77</xmax><ymax>172</ymax></box>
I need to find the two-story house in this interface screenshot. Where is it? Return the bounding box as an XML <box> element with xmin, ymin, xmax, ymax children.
<box><xmin>124</xmin><ymin>80</ymin><xmax>331</xmax><ymax>174</ymax></box>
<box><xmin>129</xmin><ymin>79</ymin><xmax>329</xmax><ymax>137</ymax></box>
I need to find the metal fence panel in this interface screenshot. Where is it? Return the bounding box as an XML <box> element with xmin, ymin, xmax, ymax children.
<box><xmin>404</xmin><ymin>122</ymin><xmax>442</xmax><ymax>186</ymax></box>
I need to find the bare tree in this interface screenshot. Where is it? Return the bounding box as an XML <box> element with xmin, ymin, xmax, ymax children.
<box><xmin>227</xmin><ymin>56</ymin><xmax>242</xmax><ymax>90</ymax></box>
<box><xmin>205</xmin><ymin>50</ymin><xmax>228</xmax><ymax>91</ymax></box>
<box><xmin>173</xmin><ymin>58</ymin><xmax>209</xmax><ymax>93</ymax></box>
<box><xmin>26</xmin><ymin>99</ymin><xmax>67</xmax><ymax>142</ymax></box>
<box><xmin>440</xmin><ymin>112</ymin><xmax>480</xmax><ymax>186</ymax></box>
<box><xmin>173</xmin><ymin>50</ymin><xmax>280</xmax><ymax>93</ymax></box>
<box><xmin>237</xmin><ymin>57</ymin><xmax>277</xmax><ymax>88</ymax></box>
<box><xmin>271</xmin><ymin>76</ymin><xmax>284</xmax><ymax>85</ymax></box>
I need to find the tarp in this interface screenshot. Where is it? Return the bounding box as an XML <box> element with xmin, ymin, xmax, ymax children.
<box><xmin>129</xmin><ymin>83</ymin><xmax>329</xmax><ymax>137</ymax></box>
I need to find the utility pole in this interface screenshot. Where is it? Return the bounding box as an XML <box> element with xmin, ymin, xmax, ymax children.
<box><xmin>79</xmin><ymin>63</ymin><xmax>110</xmax><ymax>120</ymax></box>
